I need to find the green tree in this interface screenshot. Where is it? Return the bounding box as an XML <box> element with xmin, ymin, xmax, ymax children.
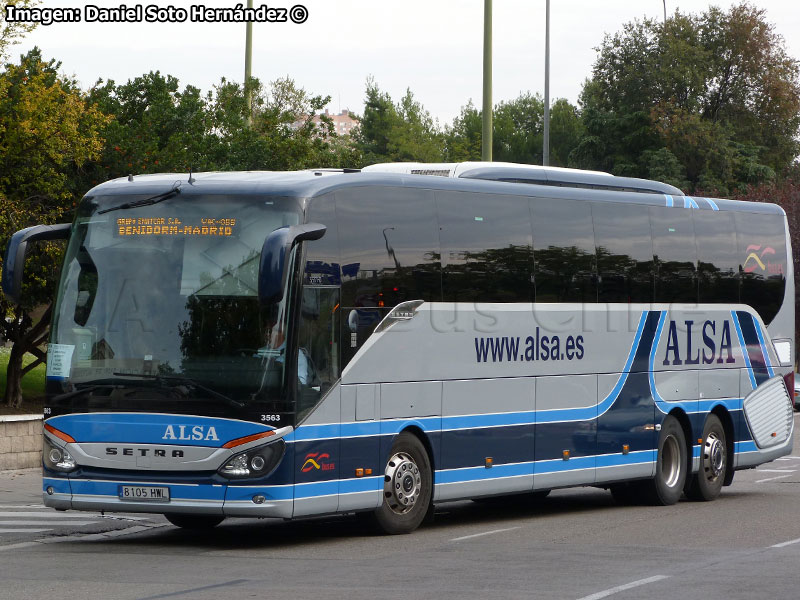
<box><xmin>84</xmin><ymin>72</ymin><xmax>355</xmax><ymax>182</ymax></box>
<box><xmin>444</xmin><ymin>101</ymin><xmax>481</xmax><ymax>161</ymax></box>
<box><xmin>355</xmin><ymin>78</ymin><xmax>444</xmax><ymax>165</ymax></box>
<box><xmin>445</xmin><ymin>94</ymin><xmax>583</xmax><ymax>167</ymax></box>
<box><xmin>0</xmin><ymin>48</ymin><xmax>109</xmax><ymax>408</ymax></box>
<box><xmin>575</xmin><ymin>3</ymin><xmax>800</xmax><ymax>193</ymax></box>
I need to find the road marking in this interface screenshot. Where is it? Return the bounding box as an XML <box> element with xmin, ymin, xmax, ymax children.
<box><xmin>0</xmin><ymin>520</ymin><xmax>99</xmax><ymax>526</ymax></box>
<box><xmin>771</xmin><ymin>537</ymin><xmax>800</xmax><ymax>549</ymax></box>
<box><xmin>450</xmin><ymin>526</ymin><xmax>520</xmax><ymax>542</ymax></box>
<box><xmin>0</xmin><ymin>528</ymin><xmax>52</xmax><ymax>533</ymax></box>
<box><xmin>756</xmin><ymin>469</ymin><xmax>796</xmax><ymax>473</ymax></box>
<box><xmin>755</xmin><ymin>474</ymin><xmax>793</xmax><ymax>483</ymax></box>
<box><xmin>576</xmin><ymin>575</ymin><xmax>670</xmax><ymax>600</ymax></box>
<box><xmin>0</xmin><ymin>504</ymin><xmax>45</xmax><ymax>509</ymax></box>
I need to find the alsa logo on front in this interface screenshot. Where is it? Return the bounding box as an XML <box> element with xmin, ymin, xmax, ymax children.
<box><xmin>162</xmin><ymin>425</ymin><xmax>219</xmax><ymax>441</ymax></box>
<box><xmin>744</xmin><ymin>245</ymin><xmax>783</xmax><ymax>275</ymax></box>
<box><xmin>301</xmin><ymin>452</ymin><xmax>335</xmax><ymax>472</ymax></box>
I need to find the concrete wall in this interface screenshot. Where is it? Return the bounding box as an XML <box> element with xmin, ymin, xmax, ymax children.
<box><xmin>0</xmin><ymin>415</ymin><xmax>42</xmax><ymax>470</ymax></box>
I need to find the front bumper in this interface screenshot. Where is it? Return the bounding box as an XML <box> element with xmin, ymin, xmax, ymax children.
<box><xmin>43</xmin><ymin>473</ymin><xmax>294</xmax><ymax>518</ymax></box>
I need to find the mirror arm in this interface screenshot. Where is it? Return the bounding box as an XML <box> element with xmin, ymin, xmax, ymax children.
<box><xmin>259</xmin><ymin>223</ymin><xmax>326</xmax><ymax>305</ymax></box>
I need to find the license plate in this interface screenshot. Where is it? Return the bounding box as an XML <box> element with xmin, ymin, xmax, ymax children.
<box><xmin>118</xmin><ymin>485</ymin><xmax>170</xmax><ymax>502</ymax></box>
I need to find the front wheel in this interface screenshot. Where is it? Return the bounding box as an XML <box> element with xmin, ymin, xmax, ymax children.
<box><xmin>643</xmin><ymin>415</ymin><xmax>687</xmax><ymax>506</ymax></box>
<box><xmin>370</xmin><ymin>432</ymin><xmax>432</xmax><ymax>535</ymax></box>
<box><xmin>165</xmin><ymin>514</ymin><xmax>225</xmax><ymax>529</ymax></box>
<box><xmin>685</xmin><ymin>414</ymin><xmax>727</xmax><ymax>501</ymax></box>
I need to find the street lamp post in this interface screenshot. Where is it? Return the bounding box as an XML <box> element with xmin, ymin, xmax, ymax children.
<box><xmin>543</xmin><ymin>0</ymin><xmax>550</xmax><ymax>166</ymax></box>
<box><xmin>244</xmin><ymin>0</ymin><xmax>254</xmax><ymax>126</ymax></box>
<box><xmin>482</xmin><ymin>0</ymin><xmax>492</xmax><ymax>162</ymax></box>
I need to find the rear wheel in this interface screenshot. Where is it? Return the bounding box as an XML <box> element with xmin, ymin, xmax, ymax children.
<box><xmin>642</xmin><ymin>415</ymin><xmax>687</xmax><ymax>506</ymax></box>
<box><xmin>370</xmin><ymin>432</ymin><xmax>432</xmax><ymax>535</ymax></box>
<box><xmin>165</xmin><ymin>514</ymin><xmax>225</xmax><ymax>529</ymax></box>
<box><xmin>685</xmin><ymin>414</ymin><xmax>727</xmax><ymax>501</ymax></box>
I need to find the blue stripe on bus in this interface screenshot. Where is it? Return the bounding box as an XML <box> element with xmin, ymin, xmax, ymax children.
<box><xmin>593</xmin><ymin>311</ymin><xmax>649</xmax><ymax>420</ymax></box>
<box><xmin>752</xmin><ymin>317</ymin><xmax>775</xmax><ymax>378</ymax></box>
<box><xmin>684</xmin><ymin>196</ymin><xmax>700</xmax><ymax>209</ymax></box>
<box><xmin>437</xmin><ymin>451</ymin><xmax>655</xmax><ymax>486</ymax></box>
<box><xmin>704</xmin><ymin>197</ymin><xmax>720</xmax><ymax>211</ymax></box>
<box><xmin>648</xmin><ymin>311</ymin><xmax>668</xmax><ymax>404</ymax></box>
<box><xmin>735</xmin><ymin>440</ymin><xmax>759</xmax><ymax>453</ymax></box>
<box><xmin>664</xmin><ymin>194</ymin><xmax>674</xmax><ymax>207</ymax></box>
<box><xmin>436</xmin><ymin>462</ymin><xmax>533</xmax><ymax>484</ymax></box>
<box><xmin>731</xmin><ymin>311</ymin><xmax>757</xmax><ymax>390</ymax></box>
<box><xmin>43</xmin><ymin>477</ymin><xmax>72</xmax><ymax>495</ymax></box>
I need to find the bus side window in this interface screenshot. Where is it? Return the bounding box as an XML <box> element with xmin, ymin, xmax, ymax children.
<box><xmin>437</xmin><ymin>191</ymin><xmax>533</xmax><ymax>303</ymax></box>
<box><xmin>734</xmin><ymin>211</ymin><xmax>787</xmax><ymax>325</ymax></box>
<box><xmin>650</xmin><ymin>207</ymin><xmax>698</xmax><ymax>305</ymax></box>
<box><xmin>694</xmin><ymin>211</ymin><xmax>739</xmax><ymax>305</ymax></box>
<box><xmin>592</xmin><ymin>203</ymin><xmax>654</xmax><ymax>303</ymax></box>
<box><xmin>336</xmin><ymin>187</ymin><xmax>440</xmax><ymax>368</ymax></box>
<box><xmin>531</xmin><ymin>198</ymin><xmax>597</xmax><ymax>303</ymax></box>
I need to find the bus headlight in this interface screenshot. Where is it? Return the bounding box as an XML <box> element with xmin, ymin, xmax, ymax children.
<box><xmin>218</xmin><ymin>439</ymin><xmax>285</xmax><ymax>479</ymax></box>
<box><xmin>43</xmin><ymin>439</ymin><xmax>77</xmax><ymax>472</ymax></box>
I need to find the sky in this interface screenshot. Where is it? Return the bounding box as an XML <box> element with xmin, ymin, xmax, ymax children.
<box><xmin>7</xmin><ymin>0</ymin><xmax>800</xmax><ymax>125</ymax></box>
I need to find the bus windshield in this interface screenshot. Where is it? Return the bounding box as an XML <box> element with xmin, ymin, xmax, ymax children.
<box><xmin>47</xmin><ymin>193</ymin><xmax>302</xmax><ymax>422</ymax></box>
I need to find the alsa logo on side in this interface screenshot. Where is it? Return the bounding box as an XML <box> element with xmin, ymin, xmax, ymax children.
<box><xmin>662</xmin><ymin>319</ymin><xmax>736</xmax><ymax>366</ymax></box>
<box><xmin>162</xmin><ymin>425</ymin><xmax>219</xmax><ymax>441</ymax></box>
<box><xmin>301</xmin><ymin>452</ymin><xmax>335</xmax><ymax>472</ymax></box>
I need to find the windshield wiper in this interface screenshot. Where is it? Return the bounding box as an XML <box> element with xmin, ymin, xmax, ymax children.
<box><xmin>112</xmin><ymin>372</ymin><xmax>245</xmax><ymax>408</ymax></box>
<box><xmin>51</xmin><ymin>384</ymin><xmax>107</xmax><ymax>403</ymax></box>
<box><xmin>97</xmin><ymin>186</ymin><xmax>181</xmax><ymax>215</ymax></box>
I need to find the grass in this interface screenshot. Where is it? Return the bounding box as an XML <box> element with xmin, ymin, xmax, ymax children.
<box><xmin>0</xmin><ymin>346</ymin><xmax>46</xmax><ymax>415</ymax></box>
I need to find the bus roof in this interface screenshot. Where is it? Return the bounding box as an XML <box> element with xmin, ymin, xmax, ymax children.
<box><xmin>83</xmin><ymin>169</ymin><xmax>783</xmax><ymax>216</ymax></box>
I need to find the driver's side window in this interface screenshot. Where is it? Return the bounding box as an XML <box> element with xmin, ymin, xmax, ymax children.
<box><xmin>295</xmin><ymin>285</ymin><xmax>340</xmax><ymax>421</ymax></box>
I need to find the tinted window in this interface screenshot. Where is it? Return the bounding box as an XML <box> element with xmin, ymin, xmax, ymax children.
<box><xmin>693</xmin><ymin>210</ymin><xmax>739</xmax><ymax>304</ymax></box>
<box><xmin>735</xmin><ymin>211</ymin><xmax>787</xmax><ymax>324</ymax></box>
<box><xmin>437</xmin><ymin>191</ymin><xmax>533</xmax><ymax>303</ymax></box>
<box><xmin>650</xmin><ymin>207</ymin><xmax>697</xmax><ymax>304</ymax></box>
<box><xmin>592</xmin><ymin>203</ymin><xmax>654</xmax><ymax>303</ymax></box>
<box><xmin>336</xmin><ymin>187</ymin><xmax>441</xmax><ymax>367</ymax></box>
<box><xmin>531</xmin><ymin>198</ymin><xmax>597</xmax><ymax>303</ymax></box>
<box><xmin>336</xmin><ymin>187</ymin><xmax>440</xmax><ymax>309</ymax></box>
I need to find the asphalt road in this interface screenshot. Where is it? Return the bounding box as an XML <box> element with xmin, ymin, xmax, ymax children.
<box><xmin>1</xmin><ymin>414</ymin><xmax>799</xmax><ymax>600</ymax></box>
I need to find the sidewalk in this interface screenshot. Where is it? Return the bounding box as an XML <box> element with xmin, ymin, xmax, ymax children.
<box><xmin>0</xmin><ymin>468</ymin><xmax>43</xmax><ymax>505</ymax></box>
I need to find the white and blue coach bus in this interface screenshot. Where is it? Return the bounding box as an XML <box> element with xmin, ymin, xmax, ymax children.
<box><xmin>2</xmin><ymin>163</ymin><xmax>794</xmax><ymax>534</ymax></box>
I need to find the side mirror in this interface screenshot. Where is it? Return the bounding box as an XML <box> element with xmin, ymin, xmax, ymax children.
<box><xmin>258</xmin><ymin>223</ymin><xmax>326</xmax><ymax>305</ymax></box>
<box><xmin>1</xmin><ymin>223</ymin><xmax>71</xmax><ymax>305</ymax></box>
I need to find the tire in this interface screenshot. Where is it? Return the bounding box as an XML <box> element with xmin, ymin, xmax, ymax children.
<box><xmin>642</xmin><ymin>415</ymin><xmax>687</xmax><ymax>506</ymax></box>
<box><xmin>165</xmin><ymin>514</ymin><xmax>225</xmax><ymax>529</ymax></box>
<box><xmin>371</xmin><ymin>432</ymin><xmax>432</xmax><ymax>535</ymax></box>
<box><xmin>685</xmin><ymin>414</ymin><xmax>727</xmax><ymax>501</ymax></box>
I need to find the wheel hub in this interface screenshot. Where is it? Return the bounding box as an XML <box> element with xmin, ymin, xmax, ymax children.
<box><xmin>383</xmin><ymin>452</ymin><xmax>422</xmax><ymax>515</ymax></box>
<box><xmin>705</xmin><ymin>433</ymin><xmax>725</xmax><ymax>478</ymax></box>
